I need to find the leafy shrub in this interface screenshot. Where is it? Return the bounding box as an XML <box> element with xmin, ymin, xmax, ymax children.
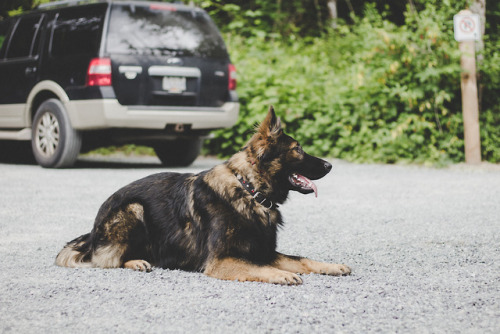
<box><xmin>479</xmin><ymin>38</ymin><xmax>500</xmax><ymax>162</ymax></box>
<box><xmin>207</xmin><ymin>1</ymin><xmax>500</xmax><ymax>164</ymax></box>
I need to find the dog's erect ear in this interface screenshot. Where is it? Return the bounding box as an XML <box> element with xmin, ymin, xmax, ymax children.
<box><xmin>258</xmin><ymin>105</ymin><xmax>282</xmax><ymax>138</ymax></box>
<box><xmin>247</xmin><ymin>106</ymin><xmax>283</xmax><ymax>162</ymax></box>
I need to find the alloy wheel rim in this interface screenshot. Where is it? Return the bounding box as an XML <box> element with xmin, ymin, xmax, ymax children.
<box><xmin>35</xmin><ymin>111</ymin><xmax>60</xmax><ymax>157</ymax></box>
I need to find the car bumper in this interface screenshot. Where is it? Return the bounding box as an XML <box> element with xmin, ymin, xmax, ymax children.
<box><xmin>65</xmin><ymin>99</ymin><xmax>240</xmax><ymax>130</ymax></box>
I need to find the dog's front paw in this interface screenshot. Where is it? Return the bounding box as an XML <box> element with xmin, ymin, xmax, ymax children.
<box><xmin>267</xmin><ymin>271</ymin><xmax>303</xmax><ymax>285</ymax></box>
<box><xmin>320</xmin><ymin>263</ymin><xmax>351</xmax><ymax>276</ymax></box>
<box><xmin>123</xmin><ymin>260</ymin><xmax>152</xmax><ymax>272</ymax></box>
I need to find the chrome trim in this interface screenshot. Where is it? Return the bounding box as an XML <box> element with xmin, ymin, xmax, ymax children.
<box><xmin>148</xmin><ymin>66</ymin><xmax>201</xmax><ymax>78</ymax></box>
<box><xmin>118</xmin><ymin>66</ymin><xmax>143</xmax><ymax>74</ymax></box>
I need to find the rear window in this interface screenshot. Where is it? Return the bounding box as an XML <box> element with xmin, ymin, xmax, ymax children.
<box><xmin>106</xmin><ymin>4</ymin><xmax>228</xmax><ymax>58</ymax></box>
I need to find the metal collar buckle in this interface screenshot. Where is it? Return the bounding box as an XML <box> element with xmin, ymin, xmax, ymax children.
<box><xmin>253</xmin><ymin>191</ymin><xmax>273</xmax><ymax>209</ymax></box>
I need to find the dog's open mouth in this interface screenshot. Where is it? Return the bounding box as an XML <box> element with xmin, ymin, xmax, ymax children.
<box><xmin>289</xmin><ymin>173</ymin><xmax>318</xmax><ymax>197</ymax></box>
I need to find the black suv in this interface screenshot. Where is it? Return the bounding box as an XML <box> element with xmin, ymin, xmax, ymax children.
<box><xmin>0</xmin><ymin>0</ymin><xmax>239</xmax><ymax>168</ymax></box>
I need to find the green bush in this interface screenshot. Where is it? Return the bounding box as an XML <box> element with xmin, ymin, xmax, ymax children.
<box><xmin>207</xmin><ymin>1</ymin><xmax>500</xmax><ymax>164</ymax></box>
<box><xmin>479</xmin><ymin>34</ymin><xmax>500</xmax><ymax>162</ymax></box>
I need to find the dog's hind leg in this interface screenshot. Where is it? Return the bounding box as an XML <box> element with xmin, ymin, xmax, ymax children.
<box><xmin>204</xmin><ymin>257</ymin><xmax>303</xmax><ymax>285</ymax></box>
<box><xmin>56</xmin><ymin>203</ymin><xmax>152</xmax><ymax>271</ymax></box>
<box><xmin>272</xmin><ymin>253</ymin><xmax>351</xmax><ymax>276</ymax></box>
<box><xmin>92</xmin><ymin>203</ymin><xmax>153</xmax><ymax>270</ymax></box>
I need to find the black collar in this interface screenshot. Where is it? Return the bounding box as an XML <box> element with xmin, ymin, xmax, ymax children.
<box><xmin>236</xmin><ymin>174</ymin><xmax>277</xmax><ymax>210</ymax></box>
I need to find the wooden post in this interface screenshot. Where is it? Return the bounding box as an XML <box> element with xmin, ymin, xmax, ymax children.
<box><xmin>457</xmin><ymin>10</ymin><xmax>481</xmax><ymax>164</ymax></box>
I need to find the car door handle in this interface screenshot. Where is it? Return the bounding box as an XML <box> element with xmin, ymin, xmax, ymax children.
<box><xmin>25</xmin><ymin>66</ymin><xmax>37</xmax><ymax>75</ymax></box>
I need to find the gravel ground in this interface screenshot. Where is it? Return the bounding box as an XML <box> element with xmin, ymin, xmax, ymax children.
<box><xmin>0</xmin><ymin>155</ymin><xmax>499</xmax><ymax>333</ymax></box>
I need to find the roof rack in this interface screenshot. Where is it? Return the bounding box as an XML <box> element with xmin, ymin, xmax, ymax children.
<box><xmin>36</xmin><ymin>0</ymin><xmax>190</xmax><ymax>11</ymax></box>
<box><xmin>37</xmin><ymin>0</ymin><xmax>109</xmax><ymax>10</ymax></box>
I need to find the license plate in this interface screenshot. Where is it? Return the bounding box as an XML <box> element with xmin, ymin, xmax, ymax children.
<box><xmin>162</xmin><ymin>76</ymin><xmax>186</xmax><ymax>93</ymax></box>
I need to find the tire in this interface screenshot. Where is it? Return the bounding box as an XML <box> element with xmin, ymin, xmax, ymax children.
<box><xmin>153</xmin><ymin>138</ymin><xmax>202</xmax><ymax>167</ymax></box>
<box><xmin>31</xmin><ymin>99</ymin><xmax>82</xmax><ymax>168</ymax></box>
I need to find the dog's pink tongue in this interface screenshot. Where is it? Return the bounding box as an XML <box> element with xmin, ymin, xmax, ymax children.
<box><xmin>296</xmin><ymin>174</ymin><xmax>318</xmax><ymax>197</ymax></box>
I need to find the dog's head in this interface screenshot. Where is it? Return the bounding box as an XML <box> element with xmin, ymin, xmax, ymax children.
<box><xmin>246</xmin><ymin>106</ymin><xmax>332</xmax><ymax>198</ymax></box>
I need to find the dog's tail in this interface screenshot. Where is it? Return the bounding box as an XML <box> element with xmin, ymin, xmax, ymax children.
<box><xmin>55</xmin><ymin>233</ymin><xmax>93</xmax><ymax>268</ymax></box>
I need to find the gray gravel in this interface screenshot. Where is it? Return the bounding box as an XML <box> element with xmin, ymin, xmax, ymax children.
<box><xmin>0</xmin><ymin>155</ymin><xmax>499</xmax><ymax>333</ymax></box>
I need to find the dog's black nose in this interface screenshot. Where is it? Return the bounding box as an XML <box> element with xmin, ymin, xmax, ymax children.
<box><xmin>324</xmin><ymin>161</ymin><xmax>332</xmax><ymax>172</ymax></box>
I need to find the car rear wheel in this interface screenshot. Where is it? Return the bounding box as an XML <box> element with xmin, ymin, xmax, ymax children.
<box><xmin>31</xmin><ymin>99</ymin><xmax>82</xmax><ymax>168</ymax></box>
<box><xmin>153</xmin><ymin>138</ymin><xmax>202</xmax><ymax>167</ymax></box>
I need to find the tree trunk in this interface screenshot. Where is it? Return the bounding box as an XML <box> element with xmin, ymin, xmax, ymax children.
<box><xmin>469</xmin><ymin>0</ymin><xmax>486</xmax><ymax>113</ymax></box>
<box><xmin>327</xmin><ymin>0</ymin><xmax>337</xmax><ymax>28</ymax></box>
<box><xmin>469</xmin><ymin>0</ymin><xmax>486</xmax><ymax>37</ymax></box>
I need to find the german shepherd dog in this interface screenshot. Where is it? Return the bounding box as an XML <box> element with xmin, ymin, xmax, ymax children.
<box><xmin>56</xmin><ymin>107</ymin><xmax>350</xmax><ymax>284</ymax></box>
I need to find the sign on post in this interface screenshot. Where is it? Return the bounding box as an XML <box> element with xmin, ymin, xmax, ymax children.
<box><xmin>454</xmin><ymin>12</ymin><xmax>481</xmax><ymax>42</ymax></box>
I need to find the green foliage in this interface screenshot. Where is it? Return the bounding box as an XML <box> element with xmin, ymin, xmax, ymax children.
<box><xmin>479</xmin><ymin>36</ymin><xmax>500</xmax><ymax>162</ymax></box>
<box><xmin>195</xmin><ymin>0</ymin><xmax>329</xmax><ymax>38</ymax></box>
<box><xmin>87</xmin><ymin>145</ymin><xmax>155</xmax><ymax>157</ymax></box>
<box><xmin>207</xmin><ymin>1</ymin><xmax>500</xmax><ymax>164</ymax></box>
<box><xmin>1</xmin><ymin>0</ymin><xmax>52</xmax><ymax>19</ymax></box>
<box><xmin>7</xmin><ymin>7</ymin><xmax>24</xmax><ymax>17</ymax></box>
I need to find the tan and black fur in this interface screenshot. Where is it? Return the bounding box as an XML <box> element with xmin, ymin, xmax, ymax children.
<box><xmin>56</xmin><ymin>106</ymin><xmax>350</xmax><ymax>284</ymax></box>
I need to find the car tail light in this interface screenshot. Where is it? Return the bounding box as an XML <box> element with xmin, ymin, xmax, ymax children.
<box><xmin>86</xmin><ymin>58</ymin><xmax>112</xmax><ymax>86</ymax></box>
<box><xmin>228</xmin><ymin>63</ymin><xmax>237</xmax><ymax>91</ymax></box>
